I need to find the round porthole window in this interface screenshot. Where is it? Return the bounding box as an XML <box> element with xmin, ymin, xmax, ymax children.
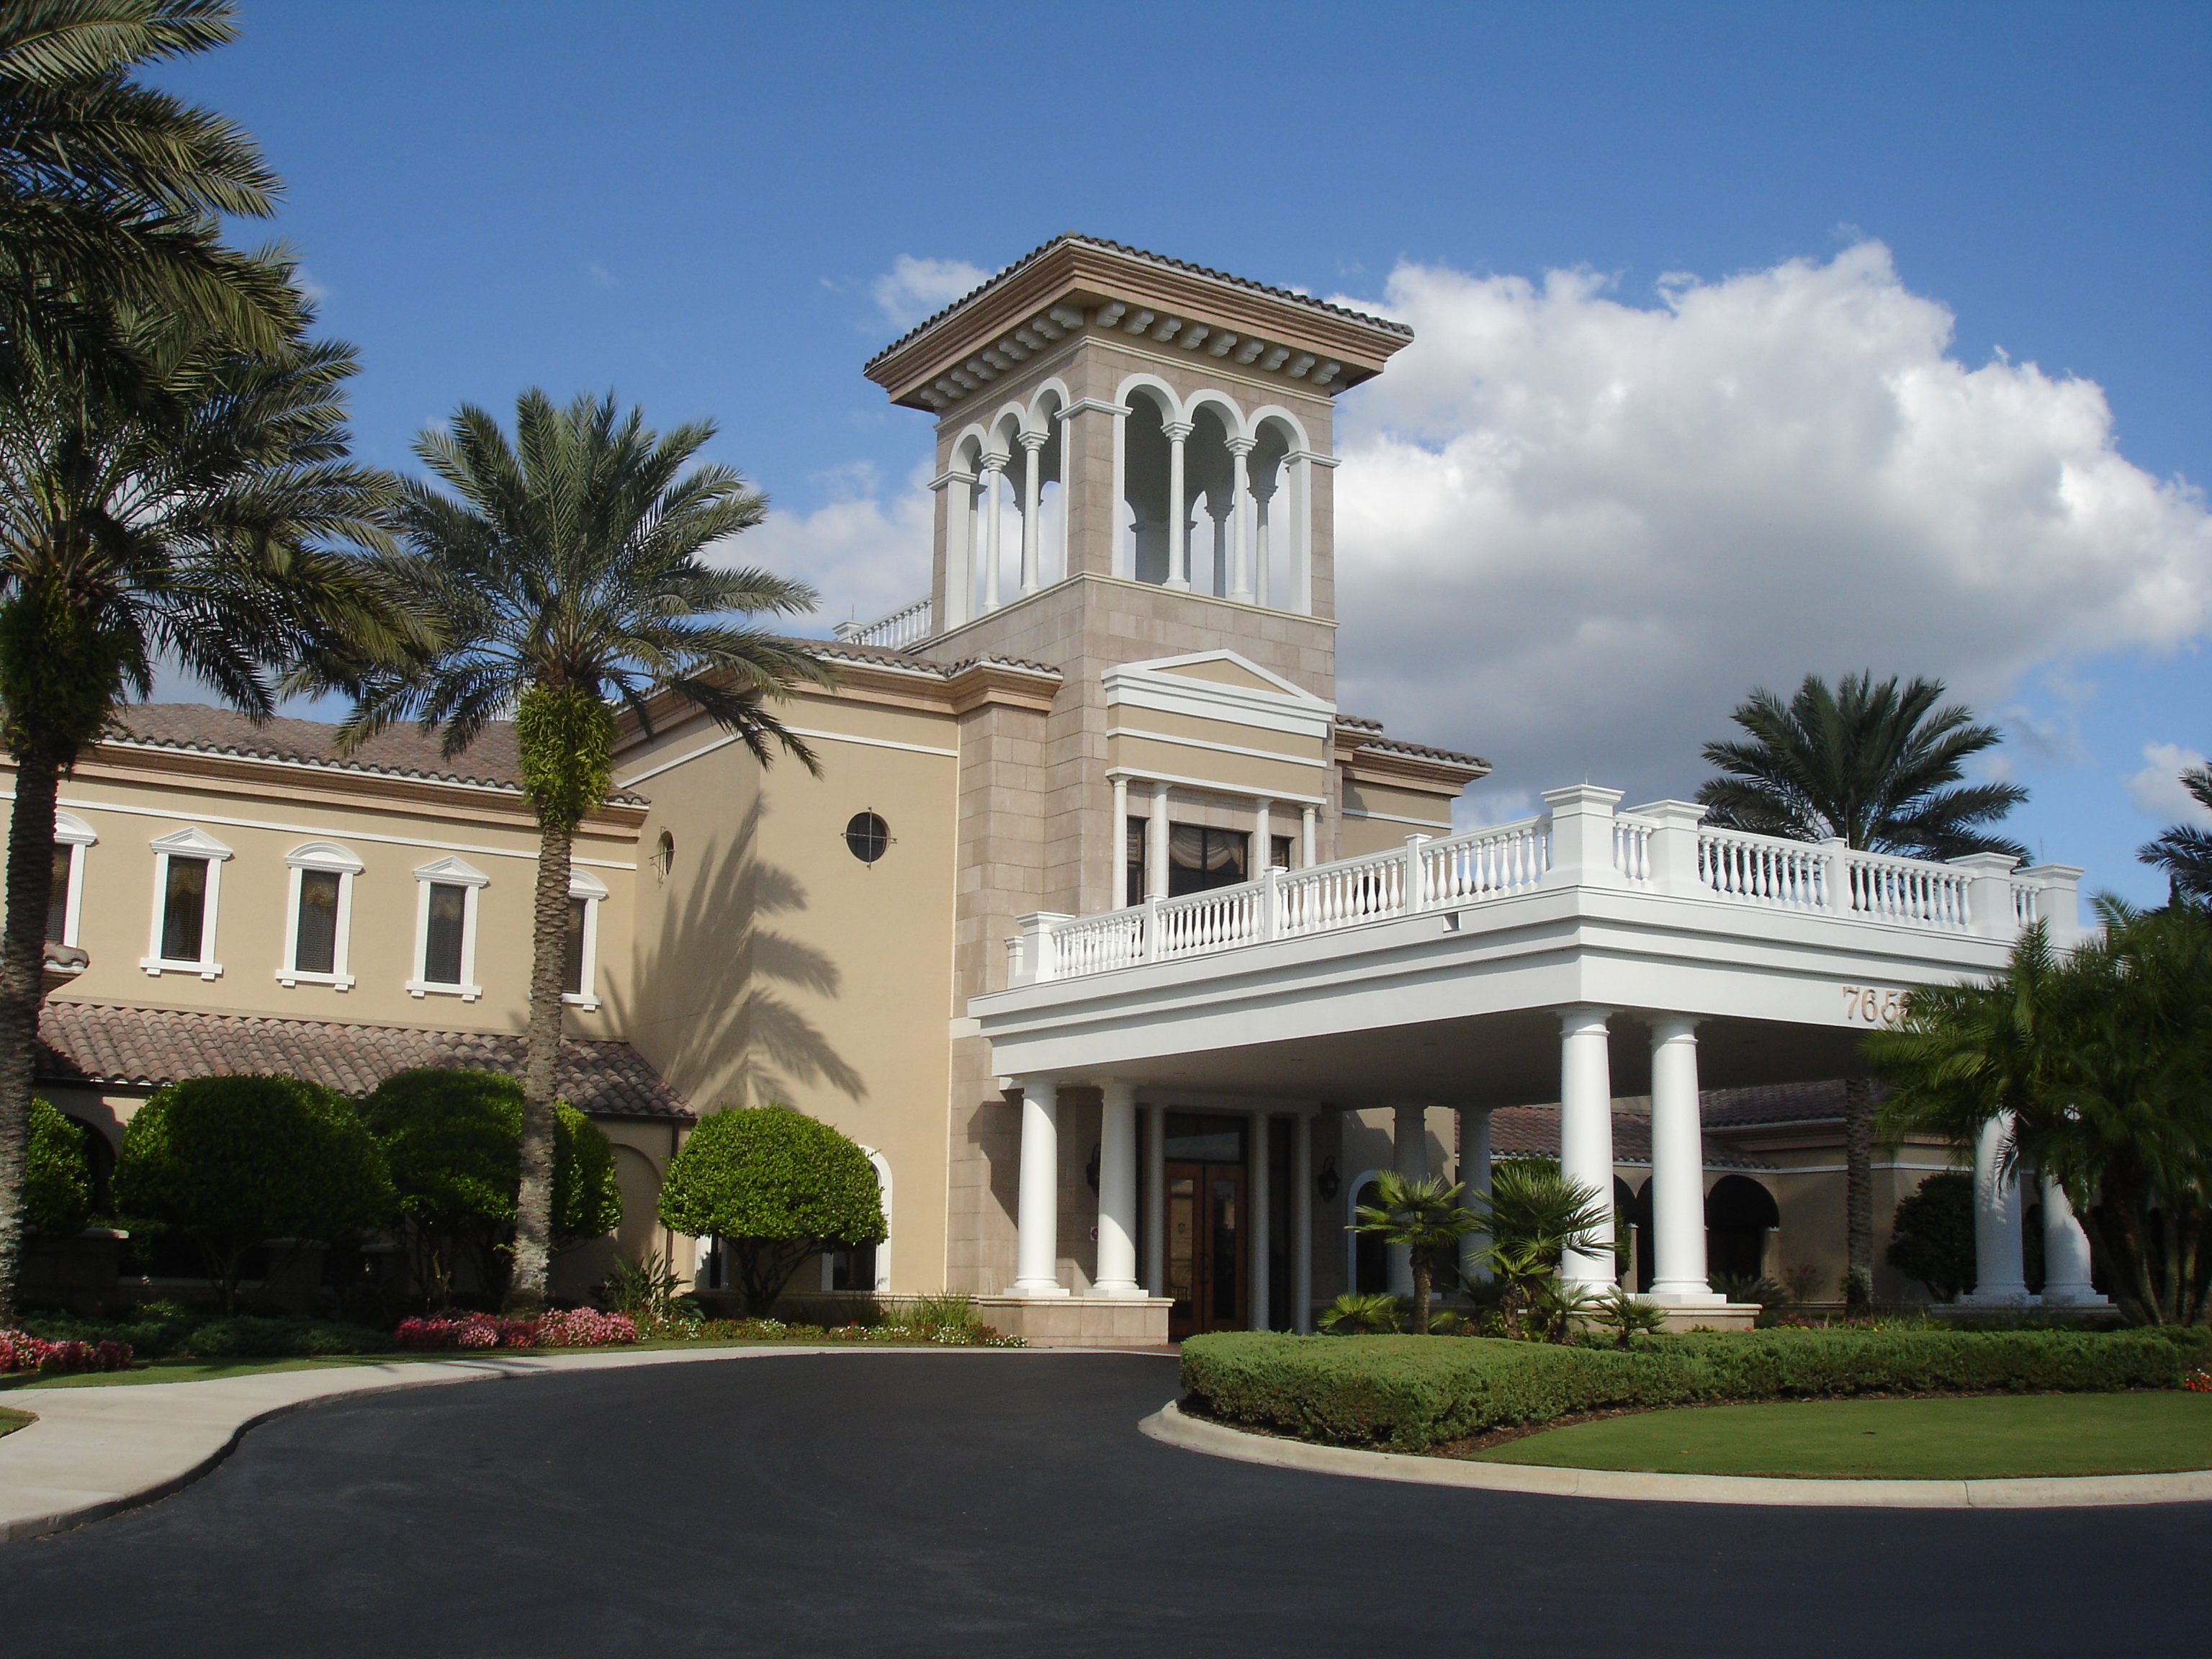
<box><xmin>844</xmin><ymin>811</ymin><xmax>889</xmax><ymax>864</ymax></box>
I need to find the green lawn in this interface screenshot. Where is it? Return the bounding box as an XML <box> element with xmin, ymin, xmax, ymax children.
<box><xmin>0</xmin><ymin>1403</ymin><xmax>32</xmax><ymax>1436</ymax></box>
<box><xmin>1469</xmin><ymin>1393</ymin><xmax>2212</xmax><ymax>1479</ymax></box>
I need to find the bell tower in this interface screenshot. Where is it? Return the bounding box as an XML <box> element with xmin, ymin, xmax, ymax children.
<box><xmin>862</xmin><ymin>233</ymin><xmax>1411</xmax><ymax>698</ymax></box>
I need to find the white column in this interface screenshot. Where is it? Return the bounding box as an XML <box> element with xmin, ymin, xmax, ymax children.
<box><xmin>1147</xmin><ymin>782</ymin><xmax>1171</xmax><ymax>899</ymax></box>
<box><xmin>1110</xmin><ymin>776</ymin><xmax>1129</xmax><ymax>907</ymax></box>
<box><xmin>1017</xmin><ymin>431</ymin><xmax>1044</xmax><ymax>596</ymax></box>
<box><xmin>1227</xmin><ymin>436</ymin><xmax>1256</xmax><ymax>602</ymax></box>
<box><xmin>1092</xmin><ymin>1082</ymin><xmax>1141</xmax><ymax>1295</ymax></box>
<box><xmin>1143</xmin><ymin>1102</ymin><xmax>1166</xmax><ymax>1296</ymax></box>
<box><xmin>1963</xmin><ymin>1112</ymin><xmax>2028</xmax><ymax>1303</ymax></box>
<box><xmin>1007</xmin><ymin>1077</ymin><xmax>1069</xmax><ymax>1295</ymax></box>
<box><xmin>1387</xmin><ymin>1102</ymin><xmax>1426</xmax><ymax>1296</ymax></box>
<box><xmin>1254</xmin><ymin>474</ymin><xmax>1273</xmax><ymax>609</ymax></box>
<box><xmin>939</xmin><ymin>471</ymin><xmax>975</xmax><ymax>629</ymax></box>
<box><xmin>1252</xmin><ymin>797</ymin><xmax>1272</xmax><ymax>875</ymax></box>
<box><xmin>2038</xmin><ymin>1173</ymin><xmax>2110</xmax><ymax>1306</ymax></box>
<box><xmin>1457</xmin><ymin>1106</ymin><xmax>1493</xmax><ymax>1285</ymax></box>
<box><xmin>980</xmin><ymin>454</ymin><xmax>1005</xmax><ymax>613</ymax></box>
<box><xmin>1300</xmin><ymin>804</ymin><xmax>1318</xmax><ymax>868</ymax></box>
<box><xmin>1249</xmin><ymin>1110</ymin><xmax>1272</xmax><ymax>1329</ymax></box>
<box><xmin>1164</xmin><ymin>421</ymin><xmax>1192</xmax><ymax>590</ymax></box>
<box><xmin>1647</xmin><ymin>1015</ymin><xmax>1721</xmax><ymax>1303</ymax></box>
<box><xmin>1557</xmin><ymin>1007</ymin><xmax>1617</xmax><ymax>1291</ymax></box>
<box><xmin>1292</xmin><ymin>1112</ymin><xmax>1313</xmax><ymax>1331</ymax></box>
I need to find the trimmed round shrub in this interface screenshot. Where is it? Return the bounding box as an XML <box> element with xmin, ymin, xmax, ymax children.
<box><xmin>25</xmin><ymin>1097</ymin><xmax>94</xmax><ymax>1235</ymax></box>
<box><xmin>659</xmin><ymin>1105</ymin><xmax>884</xmax><ymax>1314</ymax></box>
<box><xmin>115</xmin><ymin>1075</ymin><xmax>394</xmax><ymax>1311</ymax></box>
<box><xmin>1887</xmin><ymin>1172</ymin><xmax>1977</xmax><ymax>1303</ymax></box>
<box><xmin>361</xmin><ymin>1068</ymin><xmax>620</xmax><ymax>1305</ymax></box>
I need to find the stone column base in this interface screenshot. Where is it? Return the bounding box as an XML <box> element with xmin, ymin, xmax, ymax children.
<box><xmin>971</xmin><ymin>1295</ymin><xmax>1172</xmax><ymax>1348</ymax></box>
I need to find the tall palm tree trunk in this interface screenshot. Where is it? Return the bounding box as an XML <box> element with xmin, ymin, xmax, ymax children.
<box><xmin>0</xmin><ymin>750</ymin><xmax>60</xmax><ymax>1324</ymax></box>
<box><xmin>507</xmin><ymin>816</ymin><xmax>573</xmax><ymax>1313</ymax></box>
<box><xmin>1843</xmin><ymin>1076</ymin><xmax>1875</xmax><ymax>1316</ymax></box>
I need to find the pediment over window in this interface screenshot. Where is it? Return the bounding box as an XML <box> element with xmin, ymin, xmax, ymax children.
<box><xmin>412</xmin><ymin>854</ymin><xmax>489</xmax><ymax>888</ymax></box>
<box><xmin>1102</xmin><ymin>649</ymin><xmax>1335</xmax><ymax>742</ymax></box>
<box><xmin>148</xmin><ymin>825</ymin><xmax>233</xmax><ymax>860</ymax></box>
<box><xmin>286</xmin><ymin>840</ymin><xmax>365</xmax><ymax>874</ymax></box>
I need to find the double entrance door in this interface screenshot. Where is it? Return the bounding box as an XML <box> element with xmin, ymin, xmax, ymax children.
<box><xmin>1165</xmin><ymin>1159</ymin><xmax>1245</xmax><ymax>1341</ymax></box>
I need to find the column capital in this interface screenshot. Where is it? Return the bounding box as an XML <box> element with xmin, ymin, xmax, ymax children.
<box><xmin>1557</xmin><ymin>1004</ymin><xmax>1613</xmax><ymax>1035</ymax></box>
<box><xmin>1016</xmin><ymin>428</ymin><xmax>1048</xmax><ymax>451</ymax></box>
<box><xmin>1647</xmin><ymin>1012</ymin><xmax>1702</xmax><ymax>1042</ymax></box>
<box><xmin>1162</xmin><ymin>420</ymin><xmax>1195</xmax><ymax>441</ymax></box>
<box><xmin>1224</xmin><ymin>435</ymin><xmax>1258</xmax><ymax>456</ymax></box>
<box><xmin>979</xmin><ymin>450</ymin><xmax>1008</xmax><ymax>473</ymax></box>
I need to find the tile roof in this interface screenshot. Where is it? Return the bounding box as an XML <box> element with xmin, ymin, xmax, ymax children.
<box><xmin>1694</xmin><ymin>1079</ymin><xmax>1879</xmax><ymax>1128</ymax></box>
<box><xmin>37</xmin><ymin>1002</ymin><xmax>692</xmax><ymax>1121</ymax></box>
<box><xmin>865</xmin><ymin>232</ymin><xmax>1413</xmax><ymax>370</ymax></box>
<box><xmin>1487</xmin><ymin>1103</ymin><xmax>1776</xmax><ymax>1172</ymax></box>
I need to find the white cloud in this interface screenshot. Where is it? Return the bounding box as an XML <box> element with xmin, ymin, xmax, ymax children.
<box><xmin>1326</xmin><ymin>242</ymin><xmax>2212</xmax><ymax>807</ymax></box>
<box><xmin>586</xmin><ymin>263</ymin><xmax>621</xmax><ymax>288</ymax></box>
<box><xmin>2124</xmin><ymin>743</ymin><xmax>2211</xmax><ymax>824</ymax></box>
<box><xmin>709</xmin><ymin>462</ymin><xmax>936</xmax><ymax>633</ymax></box>
<box><xmin>871</xmin><ymin>254</ymin><xmax>989</xmax><ymax>335</ymax></box>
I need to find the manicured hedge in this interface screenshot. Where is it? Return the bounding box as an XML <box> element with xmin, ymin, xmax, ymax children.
<box><xmin>1180</xmin><ymin>1328</ymin><xmax>2212</xmax><ymax>1452</ymax></box>
<box><xmin>20</xmin><ymin>1311</ymin><xmax>390</xmax><ymax>1359</ymax></box>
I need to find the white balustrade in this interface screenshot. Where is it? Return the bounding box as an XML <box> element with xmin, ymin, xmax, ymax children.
<box><xmin>1015</xmin><ymin>793</ymin><xmax>2044</xmax><ymax>984</ymax></box>
<box><xmin>1845</xmin><ymin>849</ymin><xmax>1972</xmax><ymax>930</ymax></box>
<box><xmin>1698</xmin><ymin>827</ymin><xmax>1829</xmax><ymax>909</ymax></box>
<box><xmin>832</xmin><ymin>595</ymin><xmax>933</xmax><ymax>650</ymax></box>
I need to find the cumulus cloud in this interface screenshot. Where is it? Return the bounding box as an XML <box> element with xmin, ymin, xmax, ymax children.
<box><xmin>871</xmin><ymin>254</ymin><xmax>989</xmax><ymax>334</ymax></box>
<box><xmin>586</xmin><ymin>263</ymin><xmax>621</xmax><ymax>288</ymax></box>
<box><xmin>1327</xmin><ymin>242</ymin><xmax>2212</xmax><ymax>814</ymax></box>
<box><xmin>711</xmin><ymin>461</ymin><xmax>935</xmax><ymax>634</ymax></box>
<box><xmin>2124</xmin><ymin>742</ymin><xmax>2211</xmax><ymax>824</ymax></box>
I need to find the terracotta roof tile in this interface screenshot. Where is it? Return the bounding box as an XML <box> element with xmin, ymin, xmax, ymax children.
<box><xmin>37</xmin><ymin>1002</ymin><xmax>692</xmax><ymax>1121</ymax></box>
<box><xmin>107</xmin><ymin>704</ymin><xmax>654</xmax><ymax>805</ymax></box>
<box><xmin>1486</xmin><ymin>1103</ymin><xmax>1775</xmax><ymax>1172</ymax></box>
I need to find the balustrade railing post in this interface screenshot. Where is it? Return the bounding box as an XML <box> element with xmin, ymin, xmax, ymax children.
<box><xmin>1948</xmin><ymin>853</ymin><xmax>2023</xmax><ymax>938</ymax></box>
<box><xmin>1818</xmin><ymin>837</ymin><xmax>1849</xmax><ymax>914</ymax></box>
<box><xmin>1403</xmin><ymin>835</ymin><xmax>1430</xmax><ymax>913</ymax></box>
<box><xmin>1142</xmin><ymin>894</ymin><xmax>1162</xmax><ymax>963</ymax></box>
<box><xmin>1012</xmin><ymin>912</ymin><xmax>1071</xmax><ymax>984</ymax></box>
<box><xmin>1626</xmin><ymin>800</ymin><xmax>1705</xmax><ymax>894</ymax></box>
<box><xmin>2013</xmin><ymin>863</ymin><xmax>2085</xmax><ymax>944</ymax></box>
<box><xmin>1261</xmin><ymin>866</ymin><xmax>1281</xmax><ymax>940</ymax></box>
<box><xmin>1537</xmin><ymin>786</ymin><xmax>1626</xmax><ymax>891</ymax></box>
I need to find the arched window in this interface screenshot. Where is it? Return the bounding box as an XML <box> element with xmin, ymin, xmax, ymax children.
<box><xmin>1706</xmin><ymin>1174</ymin><xmax>1781</xmax><ymax>1282</ymax></box>
<box><xmin>1122</xmin><ymin>387</ymin><xmax>1174</xmax><ymax>584</ymax></box>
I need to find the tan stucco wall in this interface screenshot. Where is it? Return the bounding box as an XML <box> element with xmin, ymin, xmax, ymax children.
<box><xmin>616</xmin><ymin>685</ymin><xmax>960</xmax><ymax>1294</ymax></box>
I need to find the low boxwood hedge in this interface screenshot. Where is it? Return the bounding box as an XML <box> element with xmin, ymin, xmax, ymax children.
<box><xmin>1180</xmin><ymin>1328</ymin><xmax>2212</xmax><ymax>1452</ymax></box>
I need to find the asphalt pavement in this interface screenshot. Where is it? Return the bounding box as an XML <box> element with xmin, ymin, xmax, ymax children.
<box><xmin>0</xmin><ymin>1351</ymin><xmax>2203</xmax><ymax>1658</ymax></box>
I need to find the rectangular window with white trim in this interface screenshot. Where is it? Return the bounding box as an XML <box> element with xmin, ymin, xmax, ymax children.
<box><xmin>47</xmin><ymin>813</ymin><xmax>95</xmax><ymax>947</ymax></box>
<box><xmin>141</xmin><ymin>827</ymin><xmax>232</xmax><ymax>978</ymax></box>
<box><xmin>408</xmin><ymin>856</ymin><xmax>487</xmax><ymax>1000</ymax></box>
<box><xmin>279</xmin><ymin>842</ymin><xmax>362</xmax><ymax>989</ymax></box>
<box><xmin>564</xmin><ymin>868</ymin><xmax>606</xmax><ymax>1008</ymax></box>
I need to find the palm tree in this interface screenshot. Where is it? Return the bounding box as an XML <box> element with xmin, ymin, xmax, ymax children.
<box><xmin>1870</xmin><ymin>903</ymin><xmax>2212</xmax><ymax>1326</ymax></box>
<box><xmin>0</xmin><ymin>290</ymin><xmax>405</xmax><ymax>1322</ymax></box>
<box><xmin>2139</xmin><ymin>766</ymin><xmax>2212</xmax><ymax>901</ymax></box>
<box><xmin>1699</xmin><ymin>670</ymin><xmax>2028</xmax><ymax>1314</ymax></box>
<box><xmin>1350</xmin><ymin>1171</ymin><xmax>1475</xmax><ymax>1334</ymax></box>
<box><xmin>344</xmin><ymin>390</ymin><xmax>830</xmax><ymax>1313</ymax></box>
<box><xmin>1466</xmin><ymin>1159</ymin><xmax>1611</xmax><ymax>1340</ymax></box>
<box><xmin>1</xmin><ymin>1</ymin><xmax>297</xmax><ymax>384</ymax></box>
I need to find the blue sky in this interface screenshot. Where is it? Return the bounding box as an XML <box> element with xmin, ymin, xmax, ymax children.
<box><xmin>156</xmin><ymin>1</ymin><xmax>2210</xmax><ymax>902</ymax></box>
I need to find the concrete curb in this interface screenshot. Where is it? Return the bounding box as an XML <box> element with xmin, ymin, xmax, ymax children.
<box><xmin>0</xmin><ymin>1343</ymin><xmax>1150</xmax><ymax>1545</ymax></box>
<box><xmin>1138</xmin><ymin>1400</ymin><xmax>2212</xmax><ymax>1509</ymax></box>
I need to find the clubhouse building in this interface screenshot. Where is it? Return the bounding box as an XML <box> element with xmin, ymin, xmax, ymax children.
<box><xmin>23</xmin><ymin>236</ymin><xmax>2102</xmax><ymax>1341</ymax></box>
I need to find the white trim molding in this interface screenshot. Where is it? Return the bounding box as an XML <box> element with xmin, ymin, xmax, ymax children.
<box><xmin>564</xmin><ymin>866</ymin><xmax>608</xmax><ymax>1010</ymax></box>
<box><xmin>408</xmin><ymin>854</ymin><xmax>488</xmax><ymax>1002</ymax></box>
<box><xmin>50</xmin><ymin>811</ymin><xmax>95</xmax><ymax>949</ymax></box>
<box><xmin>277</xmin><ymin>840</ymin><xmax>364</xmax><ymax>990</ymax></box>
<box><xmin>140</xmin><ymin>825</ymin><xmax>233</xmax><ymax>979</ymax></box>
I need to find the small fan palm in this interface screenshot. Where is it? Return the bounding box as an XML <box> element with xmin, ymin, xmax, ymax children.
<box><xmin>2138</xmin><ymin>766</ymin><xmax>2212</xmax><ymax>901</ymax></box>
<box><xmin>1696</xmin><ymin>671</ymin><xmax>2027</xmax><ymax>861</ymax></box>
<box><xmin>1350</xmin><ymin>1170</ymin><xmax>1475</xmax><ymax>1334</ymax></box>
<box><xmin>341</xmin><ymin>389</ymin><xmax>830</xmax><ymax>1313</ymax></box>
<box><xmin>1467</xmin><ymin>1159</ymin><xmax>1611</xmax><ymax>1341</ymax></box>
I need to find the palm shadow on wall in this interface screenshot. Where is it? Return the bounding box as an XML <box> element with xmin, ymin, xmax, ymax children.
<box><xmin>607</xmin><ymin>794</ymin><xmax>866</xmax><ymax>1107</ymax></box>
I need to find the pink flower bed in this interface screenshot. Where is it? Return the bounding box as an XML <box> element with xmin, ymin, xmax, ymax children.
<box><xmin>0</xmin><ymin>1329</ymin><xmax>132</xmax><ymax>1375</ymax></box>
<box><xmin>393</xmin><ymin>1310</ymin><xmax>637</xmax><ymax>1352</ymax></box>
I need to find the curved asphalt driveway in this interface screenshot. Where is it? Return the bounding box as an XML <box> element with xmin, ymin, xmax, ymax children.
<box><xmin>0</xmin><ymin>1352</ymin><xmax>2204</xmax><ymax>1658</ymax></box>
